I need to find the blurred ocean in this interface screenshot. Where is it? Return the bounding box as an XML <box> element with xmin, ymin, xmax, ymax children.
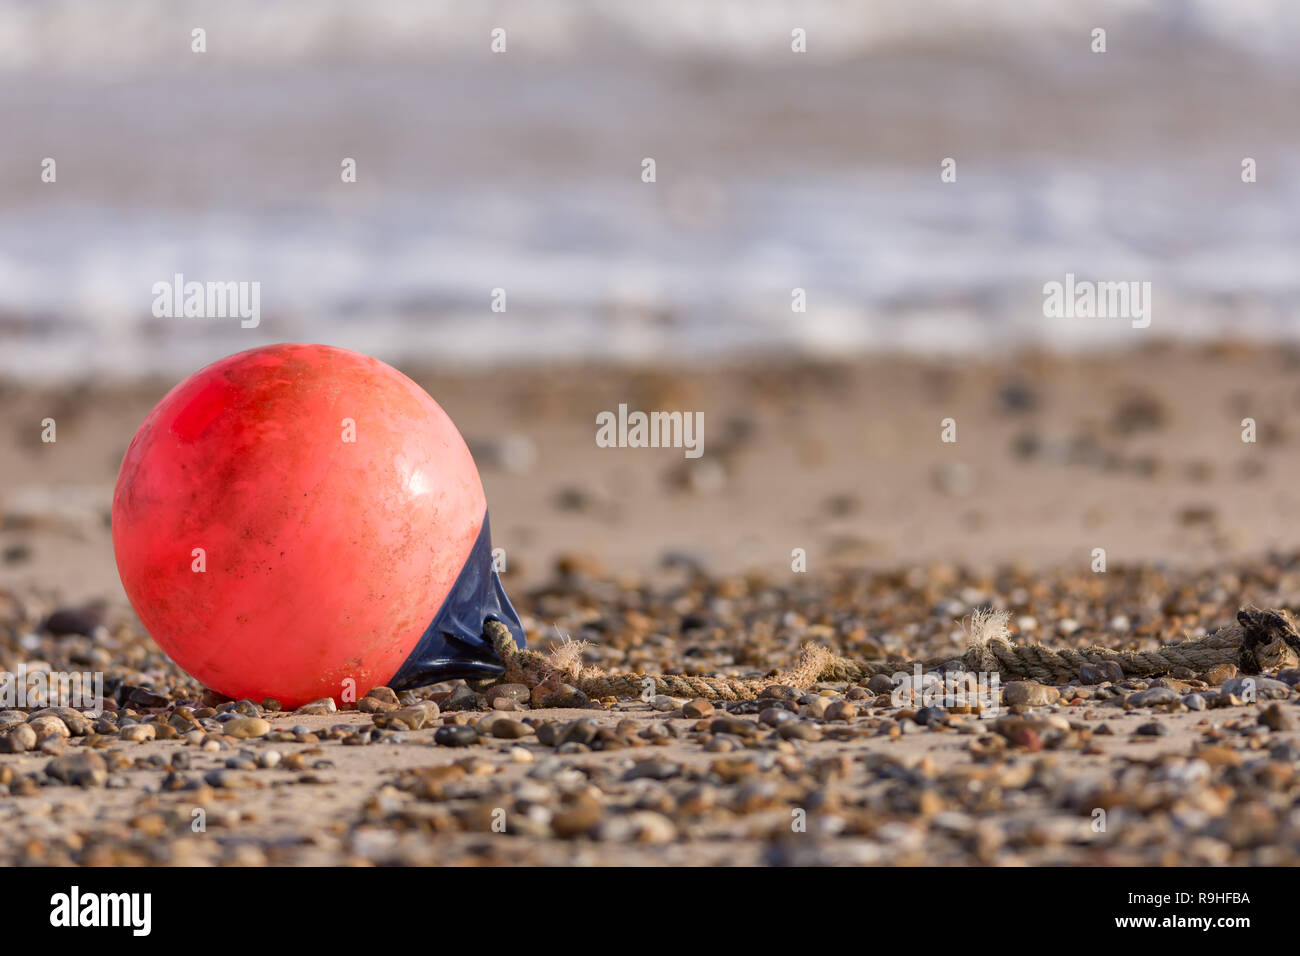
<box><xmin>2</xmin><ymin>0</ymin><xmax>1300</xmax><ymax>380</ymax></box>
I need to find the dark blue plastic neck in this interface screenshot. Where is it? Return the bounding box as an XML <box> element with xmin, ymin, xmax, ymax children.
<box><xmin>388</xmin><ymin>512</ymin><xmax>526</xmax><ymax>690</ymax></box>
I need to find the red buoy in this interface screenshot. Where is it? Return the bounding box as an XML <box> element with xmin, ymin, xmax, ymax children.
<box><xmin>111</xmin><ymin>343</ymin><xmax>524</xmax><ymax>708</ymax></box>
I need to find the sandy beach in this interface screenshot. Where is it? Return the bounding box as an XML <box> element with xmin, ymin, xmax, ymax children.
<box><xmin>5</xmin><ymin>343</ymin><xmax>1300</xmax><ymax>865</ymax></box>
<box><xmin>5</xmin><ymin>0</ymin><xmax>1300</xmax><ymax>883</ymax></box>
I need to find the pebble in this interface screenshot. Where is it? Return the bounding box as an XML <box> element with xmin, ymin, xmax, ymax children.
<box><xmin>33</xmin><ymin>707</ymin><xmax>91</xmax><ymax>736</ymax></box>
<box><xmin>1259</xmin><ymin>704</ymin><xmax>1292</xmax><ymax>732</ymax></box>
<box><xmin>27</xmin><ymin>714</ymin><xmax>70</xmax><ymax>738</ymax></box>
<box><xmin>445</xmin><ymin>685</ymin><xmax>480</xmax><ymax>711</ymax></box>
<box><xmin>223</xmin><ymin>717</ymin><xmax>271</xmax><ymax>739</ymax></box>
<box><xmin>491</xmin><ymin>719</ymin><xmax>534</xmax><ymax>740</ymax></box>
<box><xmin>378</xmin><ymin>706</ymin><xmax>434</xmax><ymax>731</ymax></box>
<box><xmin>682</xmin><ymin>699</ymin><xmax>715</xmax><ymax>719</ymax></box>
<box><xmin>125</xmin><ymin>686</ymin><xmax>170</xmax><ymax>709</ymax></box>
<box><xmin>777</xmin><ymin>722</ymin><xmax>822</xmax><ymax>742</ymax></box>
<box><xmin>866</xmin><ymin>674</ymin><xmax>896</xmax><ymax>694</ymax></box>
<box><xmin>0</xmin><ymin>724</ymin><xmax>38</xmax><ymax>752</ymax></box>
<box><xmin>800</xmin><ymin>697</ymin><xmax>829</xmax><ymax>719</ymax></box>
<box><xmin>915</xmin><ymin>706</ymin><xmax>947</xmax><ymax>725</ymax></box>
<box><xmin>559</xmin><ymin>719</ymin><xmax>599</xmax><ymax>747</ymax></box>
<box><xmin>542</xmin><ymin>685</ymin><xmax>589</xmax><ymax>708</ymax></box>
<box><xmin>824</xmin><ymin>700</ymin><xmax>857</xmax><ymax>721</ymax></box>
<box><xmin>257</xmin><ymin>750</ymin><xmax>282</xmax><ymax>769</ymax></box>
<box><xmin>433</xmin><ymin>726</ymin><xmax>479</xmax><ymax>747</ymax></box>
<box><xmin>1204</xmin><ymin>663</ymin><xmax>1237</xmax><ymax>686</ymax></box>
<box><xmin>485</xmin><ymin>684</ymin><xmax>531</xmax><ymax>706</ymax></box>
<box><xmin>551</xmin><ymin>794</ymin><xmax>604</xmax><ymax>838</ymax></box>
<box><xmin>1005</xmin><ymin>682</ymin><xmax>1060</xmax><ymax>707</ymax></box>
<box><xmin>119</xmin><ymin>724</ymin><xmax>156</xmax><ymax>742</ymax></box>
<box><xmin>296</xmin><ymin>698</ymin><xmax>337</xmax><ymax>716</ymax></box>
<box><xmin>708</xmin><ymin>717</ymin><xmax>757</xmax><ymax>737</ymax></box>
<box><xmin>759</xmin><ymin>707</ymin><xmax>795</xmax><ymax>727</ymax></box>
<box><xmin>45</xmin><ymin>751</ymin><xmax>108</xmax><ymax>788</ymax></box>
<box><xmin>1079</xmin><ymin>661</ymin><xmax>1124</xmax><ymax>684</ymax></box>
<box><xmin>1127</xmin><ymin>687</ymin><xmax>1180</xmax><ymax>707</ymax></box>
<box><xmin>41</xmin><ymin>605</ymin><xmax>103</xmax><ymax>637</ymax></box>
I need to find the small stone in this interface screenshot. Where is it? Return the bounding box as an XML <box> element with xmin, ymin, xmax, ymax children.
<box><xmin>708</xmin><ymin>717</ymin><xmax>757</xmax><ymax>737</ymax></box>
<box><xmin>534</xmin><ymin>722</ymin><xmax>564</xmax><ymax>747</ymax></box>
<box><xmin>1005</xmin><ymin>727</ymin><xmax>1042</xmax><ymax>751</ymax></box>
<box><xmin>45</xmin><ymin>751</ymin><xmax>108</xmax><ymax>787</ymax></box>
<box><xmin>119</xmin><ymin>724</ymin><xmax>156</xmax><ymax>743</ymax></box>
<box><xmin>364</xmin><ymin>686</ymin><xmax>399</xmax><ymax>705</ymax></box>
<box><xmin>824</xmin><ymin>700</ymin><xmax>857</xmax><ymax>721</ymax></box>
<box><xmin>42</xmin><ymin>605</ymin><xmax>104</xmax><ymax>636</ymax></box>
<box><xmin>434</xmin><ymin>725</ymin><xmax>479</xmax><ymax>747</ymax></box>
<box><xmin>1127</xmin><ymin>687</ymin><xmax>1180</xmax><ymax>707</ymax></box>
<box><xmin>0</xmin><ymin>724</ymin><xmax>38</xmax><ymax>752</ymax></box>
<box><xmin>1259</xmin><ymin>703</ymin><xmax>1292</xmax><ymax>732</ymax></box>
<box><xmin>1134</xmin><ymin>722</ymin><xmax>1168</xmax><ymax>736</ymax></box>
<box><xmin>380</xmin><ymin>706</ymin><xmax>432</xmax><ymax>730</ymax></box>
<box><xmin>915</xmin><ymin>706</ymin><xmax>947</xmax><ymax>725</ymax></box>
<box><xmin>445</xmin><ymin>685</ymin><xmax>480</xmax><ymax>711</ymax></box>
<box><xmin>799</xmin><ymin>697</ymin><xmax>829</xmax><ymax>719</ymax></box>
<box><xmin>33</xmin><ymin>708</ymin><xmax>90</xmax><ymax>736</ymax></box>
<box><xmin>777</xmin><ymin>722</ymin><xmax>822</xmax><ymax>742</ymax></box>
<box><xmin>1183</xmin><ymin>693</ymin><xmax>1207</xmax><ymax>711</ymax></box>
<box><xmin>759</xmin><ymin>707</ymin><xmax>795</xmax><ymax>727</ymax></box>
<box><xmin>650</xmin><ymin>695</ymin><xmax>681</xmax><ymax>712</ymax></box>
<box><xmin>260</xmin><ymin>698</ymin><xmax>282</xmax><ymax>712</ymax></box>
<box><xmin>866</xmin><ymin>674</ymin><xmax>895</xmax><ymax>694</ymax></box>
<box><xmin>682</xmin><ymin>699</ymin><xmax>715</xmax><ymax>719</ymax></box>
<box><xmin>1204</xmin><ymin>663</ymin><xmax>1237</xmax><ymax>686</ymax></box>
<box><xmin>295</xmin><ymin>698</ymin><xmax>337</xmax><ymax>716</ymax></box>
<box><xmin>485</xmin><ymin>684</ymin><xmax>531</xmax><ymax>706</ymax></box>
<box><xmin>491</xmin><ymin>719</ymin><xmax>534</xmax><ymax>740</ymax></box>
<box><xmin>1222</xmin><ymin>676</ymin><xmax>1290</xmax><ymax>700</ymax></box>
<box><xmin>257</xmin><ymin>750</ymin><xmax>282</xmax><ymax>769</ymax></box>
<box><xmin>559</xmin><ymin>719</ymin><xmax>599</xmax><ymax>747</ymax></box>
<box><xmin>1004</xmin><ymin>682</ymin><xmax>1060</xmax><ymax>707</ymax></box>
<box><xmin>541</xmin><ymin>684</ymin><xmax>588</xmax><ymax>709</ymax></box>
<box><xmin>551</xmin><ymin>794</ymin><xmax>605</xmax><ymax>838</ymax></box>
<box><xmin>623</xmin><ymin>759</ymin><xmax>681</xmax><ymax>781</ymax></box>
<box><xmin>1078</xmin><ymin>663</ymin><xmax>1122</xmax><ymax>685</ymax></box>
<box><xmin>125</xmin><ymin>686</ymin><xmax>170</xmax><ymax>709</ymax></box>
<box><xmin>223</xmin><ymin>717</ymin><xmax>271</xmax><ymax>739</ymax></box>
<box><xmin>27</xmin><ymin>714</ymin><xmax>70</xmax><ymax>739</ymax></box>
<box><xmin>1097</xmin><ymin>661</ymin><xmax>1125</xmax><ymax>683</ymax></box>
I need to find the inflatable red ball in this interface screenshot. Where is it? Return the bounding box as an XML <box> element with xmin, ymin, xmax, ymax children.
<box><xmin>111</xmin><ymin>343</ymin><xmax>524</xmax><ymax>707</ymax></box>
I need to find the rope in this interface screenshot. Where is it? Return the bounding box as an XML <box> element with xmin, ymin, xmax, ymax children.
<box><xmin>483</xmin><ymin>605</ymin><xmax>1300</xmax><ymax>702</ymax></box>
